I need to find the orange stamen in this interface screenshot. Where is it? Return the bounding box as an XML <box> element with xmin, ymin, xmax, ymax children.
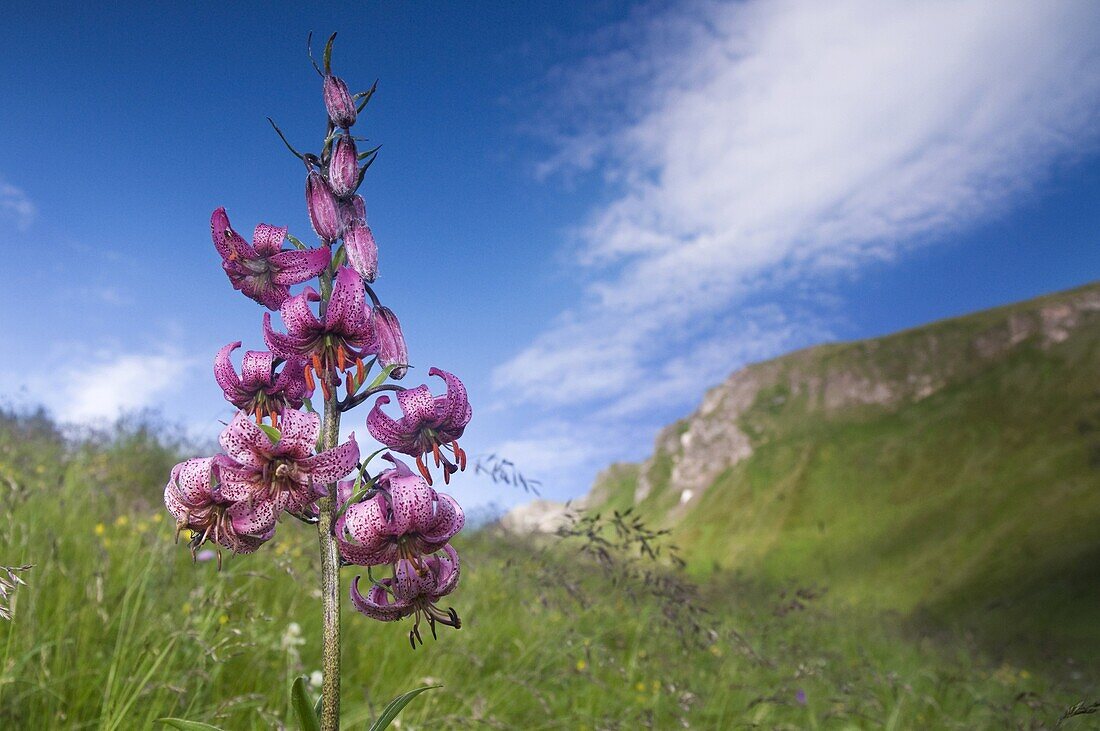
<box><xmin>254</xmin><ymin>404</ymin><xmax>263</xmax><ymax>424</ymax></box>
<box><xmin>356</xmin><ymin>358</ymin><xmax>365</xmax><ymax>383</ymax></box>
<box><xmin>432</xmin><ymin>442</ymin><xmax>442</xmax><ymax>467</ymax></box>
<box><xmin>454</xmin><ymin>441</ymin><xmax>467</xmax><ymax>471</ymax></box>
<box><xmin>304</xmin><ymin>365</ymin><xmax>316</xmax><ymax>392</ymax></box>
<box><xmin>337</xmin><ymin>347</ymin><xmax>346</xmax><ymax>372</ymax></box>
<box><xmin>416</xmin><ymin>455</ymin><xmax>433</xmax><ymax>486</ymax></box>
<box><xmin>312</xmin><ymin>352</ymin><xmax>323</xmax><ymax>377</ymax></box>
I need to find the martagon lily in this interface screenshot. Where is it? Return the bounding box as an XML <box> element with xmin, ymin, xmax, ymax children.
<box><xmin>350</xmin><ymin>544</ymin><xmax>461</xmax><ymax>648</ymax></box>
<box><xmin>211</xmin><ymin>207</ymin><xmax>331</xmax><ymax>310</ymax></box>
<box><xmin>167</xmin><ymin>33</ymin><xmax>475</xmax><ymax>729</ymax></box>
<box><xmin>264</xmin><ymin>265</ymin><xmax>377</xmax><ymax>399</ymax></box>
<box><xmin>213</xmin><ymin>342</ymin><xmax>310</xmax><ymax>424</ymax></box>
<box><xmin>366</xmin><ymin>367</ymin><xmax>472</xmax><ymax>484</ymax></box>
<box><xmin>335</xmin><ymin>455</ymin><xmax>464</xmax><ymax>566</ymax></box>
<box><xmin>215</xmin><ymin>410</ymin><xmax>360</xmax><ymax>520</ymax></box>
<box><xmin>164</xmin><ymin>457</ymin><xmax>276</xmax><ymax>561</ymax></box>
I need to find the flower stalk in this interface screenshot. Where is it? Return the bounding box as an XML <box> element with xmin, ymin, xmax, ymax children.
<box><xmin>165</xmin><ymin>32</ymin><xmax>473</xmax><ymax>730</ymax></box>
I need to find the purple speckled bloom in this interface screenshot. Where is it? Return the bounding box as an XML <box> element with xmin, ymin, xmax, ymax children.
<box><xmin>306</xmin><ymin>171</ymin><xmax>342</xmax><ymax>242</ymax></box>
<box><xmin>329</xmin><ymin>134</ymin><xmax>359</xmax><ymax>198</ymax></box>
<box><xmin>350</xmin><ymin>544</ymin><xmax>461</xmax><ymax>646</ymax></box>
<box><xmin>344</xmin><ymin>221</ymin><xmax>378</xmax><ymax>283</ymax></box>
<box><xmin>336</xmin><ymin>455</ymin><xmax>464</xmax><ymax>566</ymax></box>
<box><xmin>213</xmin><ymin>342</ymin><xmax>310</xmax><ymax>421</ymax></box>
<box><xmin>214</xmin><ymin>410</ymin><xmax>360</xmax><ymax>521</ymax></box>
<box><xmin>264</xmin><ymin>265</ymin><xmax>377</xmax><ymax>397</ymax></box>
<box><xmin>366</xmin><ymin>368</ymin><xmax>471</xmax><ymax>484</ymax></box>
<box><xmin>164</xmin><ymin>457</ymin><xmax>275</xmax><ymax>558</ymax></box>
<box><xmin>371</xmin><ymin>306</ymin><xmax>407</xmax><ymax>379</ymax></box>
<box><xmin>211</xmin><ymin>208</ymin><xmax>331</xmax><ymax>310</ymax></box>
<box><xmin>324</xmin><ymin>75</ymin><xmax>357</xmax><ymax>129</ymax></box>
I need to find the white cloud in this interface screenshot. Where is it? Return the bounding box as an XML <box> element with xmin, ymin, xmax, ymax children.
<box><xmin>0</xmin><ymin>178</ymin><xmax>36</xmax><ymax>231</ymax></box>
<box><xmin>497</xmin><ymin>0</ymin><xmax>1100</xmax><ymax>420</ymax></box>
<box><xmin>44</xmin><ymin>351</ymin><xmax>192</xmax><ymax>423</ymax></box>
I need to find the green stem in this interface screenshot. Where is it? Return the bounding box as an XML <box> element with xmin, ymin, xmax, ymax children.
<box><xmin>318</xmin><ymin>266</ymin><xmax>342</xmax><ymax>731</ymax></box>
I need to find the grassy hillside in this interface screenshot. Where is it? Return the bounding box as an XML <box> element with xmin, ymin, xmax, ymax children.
<box><xmin>1</xmin><ymin>409</ymin><xmax>1096</xmax><ymax>728</ymax></box>
<box><xmin>588</xmin><ymin>283</ymin><xmax>1100</xmax><ymax>666</ymax></box>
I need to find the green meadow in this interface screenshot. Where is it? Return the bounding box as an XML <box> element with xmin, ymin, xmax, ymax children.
<box><xmin>0</xmin><ymin>407</ymin><xmax>1097</xmax><ymax>729</ymax></box>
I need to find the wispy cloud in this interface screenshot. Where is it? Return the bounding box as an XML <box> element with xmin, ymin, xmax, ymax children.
<box><xmin>0</xmin><ymin>177</ymin><xmax>36</xmax><ymax>231</ymax></box>
<box><xmin>493</xmin><ymin>0</ymin><xmax>1100</xmax><ymax>496</ymax></box>
<box><xmin>25</xmin><ymin>350</ymin><xmax>194</xmax><ymax>424</ymax></box>
<box><xmin>499</xmin><ymin>0</ymin><xmax>1100</xmax><ymax>407</ymax></box>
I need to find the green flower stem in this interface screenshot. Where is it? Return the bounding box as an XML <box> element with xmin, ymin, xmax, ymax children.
<box><xmin>317</xmin><ymin>266</ymin><xmax>342</xmax><ymax>731</ymax></box>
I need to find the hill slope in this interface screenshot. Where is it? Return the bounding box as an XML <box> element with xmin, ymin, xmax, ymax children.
<box><xmin>586</xmin><ymin>282</ymin><xmax>1100</xmax><ymax>651</ymax></box>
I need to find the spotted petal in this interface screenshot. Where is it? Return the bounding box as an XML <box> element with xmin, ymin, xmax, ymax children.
<box><xmin>301</xmin><ymin>434</ymin><xmax>360</xmax><ymax>484</ymax></box>
<box><xmin>218</xmin><ymin>412</ymin><xmax>272</xmax><ymax>468</ymax></box>
<box><xmin>270</xmin><ymin>247</ymin><xmax>331</xmax><ymax>286</ymax></box>
<box><xmin>252</xmin><ymin>223</ymin><xmax>288</xmax><ymax>257</ymax></box>
<box><xmin>213</xmin><ymin>342</ymin><xmax>243</xmax><ymax>397</ymax></box>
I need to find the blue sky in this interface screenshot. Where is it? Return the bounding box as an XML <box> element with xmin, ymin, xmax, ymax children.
<box><xmin>3</xmin><ymin>1</ymin><xmax>1100</xmax><ymax>511</ymax></box>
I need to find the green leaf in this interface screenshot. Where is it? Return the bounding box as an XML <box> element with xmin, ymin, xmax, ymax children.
<box><xmin>302</xmin><ymin>397</ymin><xmax>316</xmax><ymax>414</ymax></box>
<box><xmin>369</xmin><ymin>686</ymin><xmax>440</xmax><ymax>731</ymax></box>
<box><xmin>291</xmin><ymin>676</ymin><xmax>322</xmax><ymax>731</ymax></box>
<box><xmin>257</xmin><ymin>424</ymin><xmax>282</xmax><ymax>443</ymax></box>
<box><xmin>367</xmin><ymin>364</ymin><xmax>402</xmax><ymax>391</ymax></box>
<box><xmin>156</xmin><ymin>720</ymin><xmax>227</xmax><ymax>731</ymax></box>
<box><xmin>286</xmin><ymin>233</ymin><xmax>308</xmax><ymax>251</ymax></box>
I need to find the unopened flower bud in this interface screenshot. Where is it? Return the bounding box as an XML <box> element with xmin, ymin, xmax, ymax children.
<box><xmin>329</xmin><ymin>134</ymin><xmax>359</xmax><ymax>198</ymax></box>
<box><xmin>371</xmin><ymin>306</ymin><xmax>408</xmax><ymax>379</ymax></box>
<box><xmin>306</xmin><ymin>171</ymin><xmax>341</xmax><ymax>242</ymax></box>
<box><xmin>340</xmin><ymin>195</ymin><xmax>367</xmax><ymax>229</ymax></box>
<box><xmin>324</xmin><ymin>75</ymin><xmax>357</xmax><ymax>128</ymax></box>
<box><xmin>344</xmin><ymin>221</ymin><xmax>378</xmax><ymax>283</ymax></box>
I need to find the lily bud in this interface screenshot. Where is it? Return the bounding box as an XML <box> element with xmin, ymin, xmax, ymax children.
<box><xmin>344</xmin><ymin>221</ymin><xmax>378</xmax><ymax>283</ymax></box>
<box><xmin>306</xmin><ymin>171</ymin><xmax>341</xmax><ymax>242</ymax></box>
<box><xmin>371</xmin><ymin>306</ymin><xmax>408</xmax><ymax>379</ymax></box>
<box><xmin>329</xmin><ymin>134</ymin><xmax>360</xmax><ymax>198</ymax></box>
<box><xmin>340</xmin><ymin>195</ymin><xmax>367</xmax><ymax>229</ymax></box>
<box><xmin>324</xmin><ymin>75</ymin><xmax>357</xmax><ymax>129</ymax></box>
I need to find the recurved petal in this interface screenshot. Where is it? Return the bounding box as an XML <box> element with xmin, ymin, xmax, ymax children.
<box><xmin>422</xmin><ymin>492</ymin><xmax>464</xmax><ymax>544</ymax></box>
<box><xmin>276</xmin><ymin>408</ymin><xmax>321</xmax><ymax>460</ymax></box>
<box><xmin>173</xmin><ymin>457</ymin><xmax>216</xmax><ymax>504</ymax></box>
<box><xmin>270</xmin><ymin>247</ymin><xmax>332</xmax><ymax>286</ymax></box>
<box><xmin>350</xmin><ymin>576</ymin><xmax>408</xmax><ymax>621</ymax></box>
<box><xmin>219</xmin><ymin>412</ymin><xmax>272</xmax><ymax>468</ymax></box>
<box><xmin>429</xmin><ymin>368</ymin><xmax>472</xmax><ymax>432</ymax></box>
<box><xmin>396</xmin><ymin>385</ymin><xmax>436</xmax><ymax>424</ymax></box>
<box><xmin>366</xmin><ymin>397</ymin><xmax>416</xmax><ymax>452</ymax></box>
<box><xmin>263</xmin><ymin>312</ymin><xmax>306</xmax><ymax>360</ymax></box>
<box><xmin>213</xmin><ymin>342</ymin><xmax>243</xmax><ymax>398</ymax></box>
<box><xmin>252</xmin><ymin>223</ymin><xmax>288</xmax><ymax>257</ymax></box>
<box><xmin>279</xmin><ymin>288</ymin><xmax>323</xmax><ymax>339</ymax></box>
<box><xmin>211</xmin><ymin>208</ymin><xmax>256</xmax><ymax>262</ymax></box>
<box><xmin>228</xmin><ymin>498</ymin><xmax>278</xmax><ymax>538</ymax></box>
<box><xmin>273</xmin><ymin>357</ymin><xmax>310</xmax><ymax>403</ymax></box>
<box><xmin>302</xmin><ymin>434</ymin><xmax>360</xmax><ymax>484</ymax></box>
<box><xmin>240</xmin><ymin>350</ymin><xmax>274</xmax><ymax>389</ymax></box>
<box><xmin>432</xmin><ymin>544</ymin><xmax>461</xmax><ymax>598</ymax></box>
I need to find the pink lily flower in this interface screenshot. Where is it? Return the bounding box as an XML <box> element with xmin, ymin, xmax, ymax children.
<box><xmin>211</xmin><ymin>208</ymin><xmax>331</xmax><ymax>310</ymax></box>
<box><xmin>335</xmin><ymin>455</ymin><xmax>464</xmax><ymax>566</ymax></box>
<box><xmin>350</xmin><ymin>544</ymin><xmax>461</xmax><ymax>647</ymax></box>
<box><xmin>264</xmin><ymin>265</ymin><xmax>377</xmax><ymax>399</ymax></box>
<box><xmin>164</xmin><ymin>457</ymin><xmax>276</xmax><ymax>560</ymax></box>
<box><xmin>214</xmin><ymin>410</ymin><xmax>360</xmax><ymax>521</ymax></box>
<box><xmin>213</xmin><ymin>342</ymin><xmax>310</xmax><ymax>423</ymax></box>
<box><xmin>366</xmin><ymin>368</ymin><xmax>471</xmax><ymax>485</ymax></box>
